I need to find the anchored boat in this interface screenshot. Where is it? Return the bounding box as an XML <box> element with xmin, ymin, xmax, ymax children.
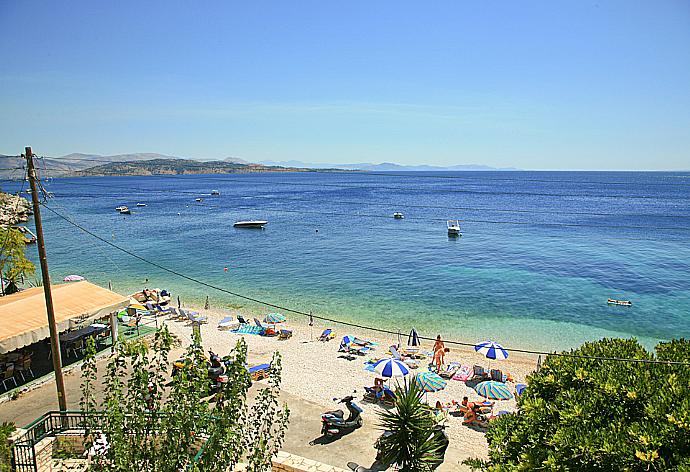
<box><xmin>234</xmin><ymin>220</ymin><xmax>268</xmax><ymax>228</ymax></box>
<box><xmin>447</xmin><ymin>220</ymin><xmax>462</xmax><ymax>236</ymax></box>
<box><xmin>211</xmin><ymin>190</ymin><xmax>220</xmax><ymax>196</ymax></box>
<box><xmin>607</xmin><ymin>299</ymin><xmax>632</xmax><ymax>307</ymax></box>
<box><xmin>393</xmin><ymin>212</ymin><xmax>404</xmax><ymax>219</ymax></box>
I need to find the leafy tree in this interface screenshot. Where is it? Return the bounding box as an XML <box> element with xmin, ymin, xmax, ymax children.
<box><xmin>0</xmin><ymin>227</ymin><xmax>35</xmax><ymax>294</ymax></box>
<box><xmin>377</xmin><ymin>377</ymin><xmax>446</xmax><ymax>471</ymax></box>
<box><xmin>0</xmin><ymin>421</ymin><xmax>16</xmax><ymax>472</ymax></box>
<box><xmin>465</xmin><ymin>338</ymin><xmax>690</xmax><ymax>471</ymax></box>
<box><xmin>80</xmin><ymin>327</ymin><xmax>289</xmax><ymax>471</ymax></box>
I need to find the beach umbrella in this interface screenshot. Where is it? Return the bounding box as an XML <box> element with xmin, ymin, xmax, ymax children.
<box><xmin>129</xmin><ymin>303</ymin><xmax>147</xmax><ymax>311</ymax></box>
<box><xmin>64</xmin><ymin>275</ymin><xmax>85</xmax><ymax>282</ymax></box>
<box><xmin>373</xmin><ymin>358</ymin><xmax>410</xmax><ymax>378</ymax></box>
<box><xmin>204</xmin><ymin>295</ymin><xmax>210</xmax><ymax>310</ymax></box>
<box><xmin>475</xmin><ymin>340</ymin><xmax>509</xmax><ymax>360</ymax></box>
<box><xmin>415</xmin><ymin>371</ymin><xmax>447</xmax><ymax>393</ymax></box>
<box><xmin>407</xmin><ymin>328</ymin><xmax>420</xmax><ymax>347</ymax></box>
<box><xmin>475</xmin><ymin>380</ymin><xmax>514</xmax><ymax>400</ymax></box>
<box><xmin>264</xmin><ymin>313</ymin><xmax>286</xmax><ymax>324</ymax></box>
<box><xmin>177</xmin><ymin>295</ymin><xmax>181</xmax><ymax>309</ymax></box>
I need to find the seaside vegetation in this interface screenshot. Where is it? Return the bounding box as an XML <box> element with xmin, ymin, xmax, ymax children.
<box><xmin>0</xmin><ymin>421</ymin><xmax>16</xmax><ymax>472</ymax></box>
<box><xmin>377</xmin><ymin>378</ymin><xmax>446</xmax><ymax>472</ymax></box>
<box><xmin>464</xmin><ymin>338</ymin><xmax>690</xmax><ymax>471</ymax></box>
<box><xmin>0</xmin><ymin>226</ymin><xmax>35</xmax><ymax>294</ymax></box>
<box><xmin>80</xmin><ymin>327</ymin><xmax>289</xmax><ymax>471</ymax></box>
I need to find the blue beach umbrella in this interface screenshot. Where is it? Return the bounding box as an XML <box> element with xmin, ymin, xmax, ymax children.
<box><xmin>373</xmin><ymin>358</ymin><xmax>410</xmax><ymax>378</ymax></box>
<box><xmin>415</xmin><ymin>371</ymin><xmax>447</xmax><ymax>393</ymax></box>
<box><xmin>264</xmin><ymin>313</ymin><xmax>286</xmax><ymax>323</ymax></box>
<box><xmin>475</xmin><ymin>380</ymin><xmax>514</xmax><ymax>400</ymax></box>
<box><xmin>475</xmin><ymin>341</ymin><xmax>509</xmax><ymax>360</ymax></box>
<box><xmin>408</xmin><ymin>328</ymin><xmax>420</xmax><ymax>347</ymax></box>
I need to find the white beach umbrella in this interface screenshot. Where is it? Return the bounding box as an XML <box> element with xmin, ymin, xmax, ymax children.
<box><xmin>373</xmin><ymin>358</ymin><xmax>410</xmax><ymax>378</ymax></box>
<box><xmin>474</xmin><ymin>340</ymin><xmax>509</xmax><ymax>360</ymax></box>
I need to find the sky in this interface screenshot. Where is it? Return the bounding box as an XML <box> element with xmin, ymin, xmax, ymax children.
<box><xmin>1</xmin><ymin>1</ymin><xmax>689</xmax><ymax>170</ymax></box>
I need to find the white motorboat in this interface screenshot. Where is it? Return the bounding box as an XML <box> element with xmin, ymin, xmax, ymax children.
<box><xmin>195</xmin><ymin>198</ymin><xmax>203</xmax><ymax>202</ymax></box>
<box><xmin>233</xmin><ymin>220</ymin><xmax>268</xmax><ymax>228</ymax></box>
<box><xmin>119</xmin><ymin>206</ymin><xmax>131</xmax><ymax>215</ymax></box>
<box><xmin>447</xmin><ymin>220</ymin><xmax>461</xmax><ymax>236</ymax></box>
<box><xmin>211</xmin><ymin>190</ymin><xmax>220</xmax><ymax>196</ymax></box>
<box><xmin>115</xmin><ymin>206</ymin><xmax>127</xmax><ymax>212</ymax></box>
<box><xmin>393</xmin><ymin>212</ymin><xmax>404</xmax><ymax>219</ymax></box>
<box><xmin>136</xmin><ymin>203</ymin><xmax>147</xmax><ymax>207</ymax></box>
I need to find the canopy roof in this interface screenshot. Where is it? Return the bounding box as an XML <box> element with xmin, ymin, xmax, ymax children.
<box><xmin>0</xmin><ymin>281</ymin><xmax>128</xmax><ymax>353</ymax></box>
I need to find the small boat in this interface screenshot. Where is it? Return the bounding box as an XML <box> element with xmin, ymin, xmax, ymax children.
<box><xmin>211</xmin><ymin>190</ymin><xmax>220</xmax><ymax>196</ymax></box>
<box><xmin>115</xmin><ymin>206</ymin><xmax>127</xmax><ymax>212</ymax></box>
<box><xmin>195</xmin><ymin>198</ymin><xmax>203</xmax><ymax>202</ymax></box>
<box><xmin>393</xmin><ymin>212</ymin><xmax>404</xmax><ymax>219</ymax></box>
<box><xmin>447</xmin><ymin>220</ymin><xmax>462</xmax><ymax>236</ymax></box>
<box><xmin>136</xmin><ymin>203</ymin><xmax>147</xmax><ymax>207</ymax></box>
<box><xmin>119</xmin><ymin>206</ymin><xmax>131</xmax><ymax>214</ymax></box>
<box><xmin>233</xmin><ymin>220</ymin><xmax>268</xmax><ymax>228</ymax></box>
<box><xmin>607</xmin><ymin>299</ymin><xmax>632</xmax><ymax>307</ymax></box>
<box><xmin>16</xmin><ymin>226</ymin><xmax>37</xmax><ymax>244</ymax></box>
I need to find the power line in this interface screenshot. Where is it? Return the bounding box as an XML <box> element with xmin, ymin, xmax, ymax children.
<box><xmin>40</xmin><ymin>203</ymin><xmax>690</xmax><ymax>366</ymax></box>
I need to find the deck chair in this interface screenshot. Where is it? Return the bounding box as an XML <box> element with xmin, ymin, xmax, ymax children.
<box><xmin>471</xmin><ymin>365</ymin><xmax>490</xmax><ymax>382</ymax></box>
<box><xmin>217</xmin><ymin>316</ymin><xmax>236</xmax><ymax>330</ymax></box>
<box><xmin>248</xmin><ymin>363</ymin><xmax>271</xmax><ymax>381</ymax></box>
<box><xmin>187</xmin><ymin>311</ymin><xmax>208</xmax><ymax>324</ymax></box>
<box><xmin>439</xmin><ymin>362</ymin><xmax>461</xmax><ymax>379</ymax></box>
<box><xmin>490</xmin><ymin>369</ymin><xmax>506</xmax><ymax>382</ymax></box>
<box><xmin>1</xmin><ymin>366</ymin><xmax>17</xmax><ymax>391</ymax></box>
<box><xmin>278</xmin><ymin>329</ymin><xmax>293</xmax><ymax>340</ymax></box>
<box><xmin>319</xmin><ymin>328</ymin><xmax>334</xmax><ymax>342</ymax></box>
<box><xmin>255</xmin><ymin>318</ymin><xmax>278</xmax><ymax>336</ymax></box>
<box><xmin>237</xmin><ymin>315</ymin><xmax>249</xmax><ymax>325</ymax></box>
<box><xmin>390</xmin><ymin>345</ymin><xmax>419</xmax><ymax>368</ymax></box>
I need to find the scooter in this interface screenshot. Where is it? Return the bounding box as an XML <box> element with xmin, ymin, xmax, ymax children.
<box><xmin>207</xmin><ymin>350</ymin><xmax>228</xmax><ymax>394</ymax></box>
<box><xmin>321</xmin><ymin>396</ymin><xmax>363</xmax><ymax>437</ymax></box>
<box><xmin>375</xmin><ymin>424</ymin><xmax>449</xmax><ymax>469</ymax></box>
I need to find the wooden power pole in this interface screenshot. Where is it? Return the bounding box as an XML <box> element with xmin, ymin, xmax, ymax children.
<box><xmin>25</xmin><ymin>146</ymin><xmax>68</xmax><ymax>411</ymax></box>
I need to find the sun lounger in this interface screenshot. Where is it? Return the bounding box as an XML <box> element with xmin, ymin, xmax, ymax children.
<box><xmin>439</xmin><ymin>362</ymin><xmax>461</xmax><ymax>379</ymax></box>
<box><xmin>248</xmin><ymin>363</ymin><xmax>271</xmax><ymax>381</ymax></box>
<box><xmin>452</xmin><ymin>365</ymin><xmax>472</xmax><ymax>382</ymax></box>
<box><xmin>490</xmin><ymin>369</ymin><xmax>507</xmax><ymax>383</ymax></box>
<box><xmin>217</xmin><ymin>316</ymin><xmax>237</xmax><ymax>330</ymax></box>
<box><xmin>339</xmin><ymin>341</ymin><xmax>370</xmax><ymax>356</ymax></box>
<box><xmin>237</xmin><ymin>315</ymin><xmax>248</xmax><ymax>325</ymax></box>
<box><xmin>186</xmin><ymin>311</ymin><xmax>208</xmax><ymax>324</ymax></box>
<box><xmin>470</xmin><ymin>365</ymin><xmax>490</xmax><ymax>382</ymax></box>
<box><xmin>278</xmin><ymin>329</ymin><xmax>293</xmax><ymax>340</ymax></box>
<box><xmin>363</xmin><ymin>386</ymin><xmax>396</xmax><ymax>405</ymax></box>
<box><xmin>319</xmin><ymin>328</ymin><xmax>335</xmax><ymax>342</ymax></box>
<box><xmin>352</xmin><ymin>337</ymin><xmax>376</xmax><ymax>347</ymax></box>
<box><xmin>390</xmin><ymin>345</ymin><xmax>419</xmax><ymax>368</ymax></box>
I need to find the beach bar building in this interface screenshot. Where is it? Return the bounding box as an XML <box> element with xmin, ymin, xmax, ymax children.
<box><xmin>0</xmin><ymin>281</ymin><xmax>128</xmax><ymax>392</ymax></box>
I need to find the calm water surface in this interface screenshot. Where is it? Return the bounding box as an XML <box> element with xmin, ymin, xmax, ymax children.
<box><xmin>6</xmin><ymin>171</ymin><xmax>690</xmax><ymax>352</ymax></box>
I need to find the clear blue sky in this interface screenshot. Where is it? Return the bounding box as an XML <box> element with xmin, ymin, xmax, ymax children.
<box><xmin>1</xmin><ymin>1</ymin><xmax>689</xmax><ymax>170</ymax></box>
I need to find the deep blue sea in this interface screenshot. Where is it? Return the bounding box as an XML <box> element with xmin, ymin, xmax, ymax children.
<box><xmin>6</xmin><ymin>171</ymin><xmax>690</xmax><ymax>352</ymax></box>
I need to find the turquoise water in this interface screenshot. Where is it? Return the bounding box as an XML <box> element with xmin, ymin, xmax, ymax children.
<box><xmin>6</xmin><ymin>171</ymin><xmax>690</xmax><ymax>351</ymax></box>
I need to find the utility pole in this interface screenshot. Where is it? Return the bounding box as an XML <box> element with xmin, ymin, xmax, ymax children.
<box><xmin>25</xmin><ymin>147</ymin><xmax>68</xmax><ymax>411</ymax></box>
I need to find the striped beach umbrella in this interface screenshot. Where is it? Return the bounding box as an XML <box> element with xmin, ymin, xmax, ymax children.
<box><xmin>264</xmin><ymin>313</ymin><xmax>286</xmax><ymax>323</ymax></box>
<box><xmin>475</xmin><ymin>340</ymin><xmax>509</xmax><ymax>360</ymax></box>
<box><xmin>408</xmin><ymin>328</ymin><xmax>420</xmax><ymax>347</ymax></box>
<box><xmin>373</xmin><ymin>358</ymin><xmax>410</xmax><ymax>378</ymax></box>
<box><xmin>415</xmin><ymin>371</ymin><xmax>447</xmax><ymax>393</ymax></box>
<box><xmin>475</xmin><ymin>380</ymin><xmax>514</xmax><ymax>400</ymax></box>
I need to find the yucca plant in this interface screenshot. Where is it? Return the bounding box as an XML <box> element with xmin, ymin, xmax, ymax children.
<box><xmin>377</xmin><ymin>377</ymin><xmax>446</xmax><ymax>472</ymax></box>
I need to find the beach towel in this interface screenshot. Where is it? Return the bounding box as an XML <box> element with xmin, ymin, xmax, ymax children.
<box><xmin>452</xmin><ymin>365</ymin><xmax>472</xmax><ymax>381</ymax></box>
<box><xmin>233</xmin><ymin>325</ymin><xmax>264</xmax><ymax>335</ymax></box>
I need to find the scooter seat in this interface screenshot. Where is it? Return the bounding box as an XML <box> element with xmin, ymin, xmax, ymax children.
<box><xmin>325</xmin><ymin>409</ymin><xmax>344</xmax><ymax>419</ymax></box>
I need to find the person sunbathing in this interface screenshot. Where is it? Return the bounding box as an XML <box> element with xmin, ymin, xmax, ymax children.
<box><xmin>463</xmin><ymin>404</ymin><xmax>489</xmax><ymax>427</ymax></box>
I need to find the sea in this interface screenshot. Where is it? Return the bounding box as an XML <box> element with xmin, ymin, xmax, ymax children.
<box><xmin>5</xmin><ymin>171</ymin><xmax>690</xmax><ymax>353</ymax></box>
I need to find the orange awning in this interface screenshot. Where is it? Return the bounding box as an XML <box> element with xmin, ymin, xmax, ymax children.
<box><xmin>0</xmin><ymin>281</ymin><xmax>128</xmax><ymax>353</ymax></box>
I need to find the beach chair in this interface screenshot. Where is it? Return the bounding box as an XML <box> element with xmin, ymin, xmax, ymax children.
<box><xmin>390</xmin><ymin>345</ymin><xmax>419</xmax><ymax>369</ymax></box>
<box><xmin>1</xmin><ymin>366</ymin><xmax>17</xmax><ymax>391</ymax></box>
<box><xmin>237</xmin><ymin>315</ymin><xmax>249</xmax><ymax>325</ymax></box>
<box><xmin>490</xmin><ymin>369</ymin><xmax>506</xmax><ymax>383</ymax></box>
<box><xmin>217</xmin><ymin>316</ymin><xmax>237</xmax><ymax>331</ymax></box>
<box><xmin>319</xmin><ymin>328</ymin><xmax>335</xmax><ymax>342</ymax></box>
<box><xmin>470</xmin><ymin>365</ymin><xmax>490</xmax><ymax>382</ymax></box>
<box><xmin>187</xmin><ymin>311</ymin><xmax>208</xmax><ymax>324</ymax></box>
<box><xmin>339</xmin><ymin>339</ymin><xmax>370</xmax><ymax>356</ymax></box>
<box><xmin>439</xmin><ymin>362</ymin><xmax>461</xmax><ymax>379</ymax></box>
<box><xmin>278</xmin><ymin>329</ymin><xmax>293</xmax><ymax>340</ymax></box>
<box><xmin>248</xmin><ymin>363</ymin><xmax>271</xmax><ymax>381</ymax></box>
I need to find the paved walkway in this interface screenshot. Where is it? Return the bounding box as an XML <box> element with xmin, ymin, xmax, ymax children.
<box><xmin>0</xmin><ymin>351</ymin><xmax>469</xmax><ymax>471</ymax></box>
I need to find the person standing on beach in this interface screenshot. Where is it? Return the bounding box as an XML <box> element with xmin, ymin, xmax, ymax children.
<box><xmin>433</xmin><ymin>335</ymin><xmax>445</xmax><ymax>370</ymax></box>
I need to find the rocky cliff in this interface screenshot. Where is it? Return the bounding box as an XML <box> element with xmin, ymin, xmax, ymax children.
<box><xmin>0</xmin><ymin>192</ymin><xmax>32</xmax><ymax>226</ymax></box>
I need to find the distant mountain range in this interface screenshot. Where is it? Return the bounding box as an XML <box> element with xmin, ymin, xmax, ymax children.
<box><xmin>258</xmin><ymin>160</ymin><xmax>519</xmax><ymax>171</ymax></box>
<box><xmin>0</xmin><ymin>152</ymin><xmax>515</xmax><ymax>180</ymax></box>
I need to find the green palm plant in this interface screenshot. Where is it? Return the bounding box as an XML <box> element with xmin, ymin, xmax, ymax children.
<box><xmin>377</xmin><ymin>377</ymin><xmax>446</xmax><ymax>472</ymax></box>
